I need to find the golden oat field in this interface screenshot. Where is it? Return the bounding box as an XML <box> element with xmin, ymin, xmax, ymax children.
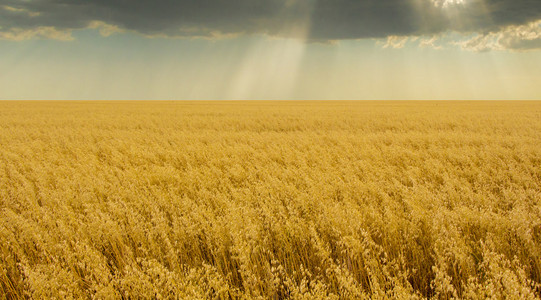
<box><xmin>1</xmin><ymin>101</ymin><xmax>541</xmax><ymax>299</ymax></box>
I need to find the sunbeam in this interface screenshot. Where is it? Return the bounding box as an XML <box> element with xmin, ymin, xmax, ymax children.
<box><xmin>0</xmin><ymin>0</ymin><xmax>540</xmax><ymax>100</ymax></box>
<box><xmin>227</xmin><ymin>0</ymin><xmax>315</xmax><ymax>99</ymax></box>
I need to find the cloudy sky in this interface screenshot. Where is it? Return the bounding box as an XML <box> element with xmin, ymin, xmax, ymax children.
<box><xmin>1</xmin><ymin>0</ymin><xmax>541</xmax><ymax>99</ymax></box>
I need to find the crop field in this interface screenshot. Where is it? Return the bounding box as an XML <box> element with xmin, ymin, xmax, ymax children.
<box><xmin>1</xmin><ymin>101</ymin><xmax>541</xmax><ymax>299</ymax></box>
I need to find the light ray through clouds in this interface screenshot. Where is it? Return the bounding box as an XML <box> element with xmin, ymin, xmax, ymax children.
<box><xmin>1</xmin><ymin>0</ymin><xmax>541</xmax><ymax>100</ymax></box>
<box><xmin>228</xmin><ymin>0</ymin><xmax>316</xmax><ymax>99</ymax></box>
<box><xmin>227</xmin><ymin>38</ymin><xmax>307</xmax><ymax>99</ymax></box>
<box><xmin>436</xmin><ymin>0</ymin><xmax>508</xmax><ymax>97</ymax></box>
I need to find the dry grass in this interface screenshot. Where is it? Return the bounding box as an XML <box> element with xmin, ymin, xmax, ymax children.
<box><xmin>1</xmin><ymin>101</ymin><xmax>540</xmax><ymax>299</ymax></box>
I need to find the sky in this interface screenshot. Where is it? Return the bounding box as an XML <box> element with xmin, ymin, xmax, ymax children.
<box><xmin>1</xmin><ymin>0</ymin><xmax>541</xmax><ymax>100</ymax></box>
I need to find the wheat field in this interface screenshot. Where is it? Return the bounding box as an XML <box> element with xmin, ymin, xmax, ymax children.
<box><xmin>1</xmin><ymin>101</ymin><xmax>540</xmax><ymax>299</ymax></box>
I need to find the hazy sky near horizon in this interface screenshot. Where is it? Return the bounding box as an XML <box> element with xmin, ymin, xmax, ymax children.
<box><xmin>1</xmin><ymin>0</ymin><xmax>541</xmax><ymax>100</ymax></box>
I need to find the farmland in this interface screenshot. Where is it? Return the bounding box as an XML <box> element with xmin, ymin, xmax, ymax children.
<box><xmin>1</xmin><ymin>101</ymin><xmax>541</xmax><ymax>299</ymax></box>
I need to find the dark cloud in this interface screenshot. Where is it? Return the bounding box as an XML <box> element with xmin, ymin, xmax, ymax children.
<box><xmin>1</xmin><ymin>0</ymin><xmax>541</xmax><ymax>42</ymax></box>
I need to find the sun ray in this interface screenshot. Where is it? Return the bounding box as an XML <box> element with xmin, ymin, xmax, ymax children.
<box><xmin>227</xmin><ymin>0</ymin><xmax>316</xmax><ymax>99</ymax></box>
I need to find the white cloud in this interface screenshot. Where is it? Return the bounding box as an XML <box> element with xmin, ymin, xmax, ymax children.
<box><xmin>2</xmin><ymin>5</ymin><xmax>40</xmax><ymax>17</ymax></box>
<box><xmin>87</xmin><ymin>21</ymin><xmax>124</xmax><ymax>37</ymax></box>
<box><xmin>419</xmin><ymin>36</ymin><xmax>443</xmax><ymax>49</ymax></box>
<box><xmin>431</xmin><ymin>0</ymin><xmax>466</xmax><ymax>8</ymax></box>
<box><xmin>383</xmin><ymin>36</ymin><xmax>411</xmax><ymax>49</ymax></box>
<box><xmin>458</xmin><ymin>20</ymin><xmax>541</xmax><ymax>52</ymax></box>
<box><xmin>0</xmin><ymin>27</ymin><xmax>73</xmax><ymax>41</ymax></box>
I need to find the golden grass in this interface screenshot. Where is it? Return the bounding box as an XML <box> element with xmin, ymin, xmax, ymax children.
<box><xmin>1</xmin><ymin>101</ymin><xmax>540</xmax><ymax>299</ymax></box>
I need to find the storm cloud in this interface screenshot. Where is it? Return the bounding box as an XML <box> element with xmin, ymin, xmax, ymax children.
<box><xmin>1</xmin><ymin>0</ymin><xmax>541</xmax><ymax>46</ymax></box>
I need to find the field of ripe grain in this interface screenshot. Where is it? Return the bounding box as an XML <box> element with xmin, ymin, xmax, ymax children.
<box><xmin>1</xmin><ymin>101</ymin><xmax>541</xmax><ymax>299</ymax></box>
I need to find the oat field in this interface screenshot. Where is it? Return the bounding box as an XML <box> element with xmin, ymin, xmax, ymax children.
<box><xmin>1</xmin><ymin>101</ymin><xmax>541</xmax><ymax>299</ymax></box>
